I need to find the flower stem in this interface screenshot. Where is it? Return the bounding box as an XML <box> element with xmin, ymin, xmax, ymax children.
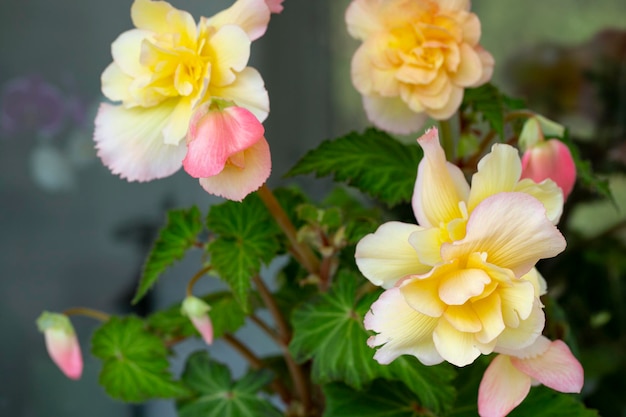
<box><xmin>439</xmin><ymin>118</ymin><xmax>456</xmax><ymax>160</ymax></box>
<box><xmin>257</xmin><ymin>184</ymin><xmax>320</xmax><ymax>275</ymax></box>
<box><xmin>62</xmin><ymin>307</ymin><xmax>110</xmax><ymax>322</ymax></box>
<box><xmin>186</xmin><ymin>265</ymin><xmax>213</xmax><ymax>297</ymax></box>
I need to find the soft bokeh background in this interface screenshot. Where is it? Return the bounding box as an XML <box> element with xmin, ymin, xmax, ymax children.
<box><xmin>1</xmin><ymin>1</ymin><xmax>625</xmax><ymax>416</ymax></box>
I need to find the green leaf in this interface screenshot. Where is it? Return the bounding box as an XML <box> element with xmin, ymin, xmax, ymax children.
<box><xmin>509</xmin><ymin>386</ymin><xmax>599</xmax><ymax>417</ymax></box>
<box><xmin>147</xmin><ymin>291</ymin><xmax>247</xmax><ymax>343</ymax></box>
<box><xmin>206</xmin><ymin>194</ymin><xmax>281</xmax><ymax>309</ymax></box>
<box><xmin>289</xmin><ymin>271</ymin><xmax>455</xmax><ymax>413</ymax></box>
<box><xmin>133</xmin><ymin>207</ymin><xmax>203</xmax><ymax>304</ymax></box>
<box><xmin>463</xmin><ymin>84</ymin><xmax>506</xmax><ymax>139</ymax></box>
<box><xmin>177</xmin><ymin>351</ymin><xmax>281</xmax><ymax>417</ymax></box>
<box><xmin>561</xmin><ymin>132</ymin><xmax>613</xmax><ymax>201</ymax></box>
<box><xmin>286</xmin><ymin>129</ymin><xmax>423</xmax><ymax>207</ymax></box>
<box><xmin>323</xmin><ymin>381</ymin><xmax>431</xmax><ymax>417</ymax></box>
<box><xmin>91</xmin><ymin>316</ymin><xmax>189</xmax><ymax>402</ymax></box>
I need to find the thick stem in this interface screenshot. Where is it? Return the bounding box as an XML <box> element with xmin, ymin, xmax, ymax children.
<box><xmin>186</xmin><ymin>265</ymin><xmax>213</xmax><ymax>297</ymax></box>
<box><xmin>257</xmin><ymin>184</ymin><xmax>320</xmax><ymax>275</ymax></box>
<box><xmin>63</xmin><ymin>307</ymin><xmax>110</xmax><ymax>322</ymax></box>
<box><xmin>439</xmin><ymin>118</ymin><xmax>456</xmax><ymax>161</ymax></box>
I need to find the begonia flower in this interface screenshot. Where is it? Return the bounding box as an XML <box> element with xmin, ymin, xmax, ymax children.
<box><xmin>36</xmin><ymin>312</ymin><xmax>83</xmax><ymax>380</ymax></box>
<box><xmin>356</xmin><ymin>128</ymin><xmax>565</xmax><ymax>367</ymax></box>
<box><xmin>183</xmin><ymin>103</ymin><xmax>271</xmax><ymax>201</ymax></box>
<box><xmin>181</xmin><ymin>296</ymin><xmax>214</xmax><ymax>345</ymax></box>
<box><xmin>478</xmin><ymin>337</ymin><xmax>584</xmax><ymax>417</ymax></box>
<box><xmin>94</xmin><ymin>0</ymin><xmax>271</xmax><ymax>182</ymax></box>
<box><xmin>345</xmin><ymin>0</ymin><xmax>494</xmax><ymax>134</ymax></box>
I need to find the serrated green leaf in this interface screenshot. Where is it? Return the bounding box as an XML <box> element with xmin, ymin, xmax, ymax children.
<box><xmin>133</xmin><ymin>207</ymin><xmax>203</xmax><ymax>304</ymax></box>
<box><xmin>177</xmin><ymin>351</ymin><xmax>281</xmax><ymax>417</ymax></box>
<box><xmin>147</xmin><ymin>291</ymin><xmax>247</xmax><ymax>343</ymax></box>
<box><xmin>289</xmin><ymin>272</ymin><xmax>455</xmax><ymax>413</ymax></box>
<box><xmin>463</xmin><ymin>84</ymin><xmax>506</xmax><ymax>139</ymax></box>
<box><xmin>91</xmin><ymin>316</ymin><xmax>189</xmax><ymax>402</ymax></box>
<box><xmin>323</xmin><ymin>381</ymin><xmax>429</xmax><ymax>417</ymax></box>
<box><xmin>206</xmin><ymin>194</ymin><xmax>281</xmax><ymax>309</ymax></box>
<box><xmin>509</xmin><ymin>386</ymin><xmax>599</xmax><ymax>417</ymax></box>
<box><xmin>287</xmin><ymin>129</ymin><xmax>423</xmax><ymax>207</ymax></box>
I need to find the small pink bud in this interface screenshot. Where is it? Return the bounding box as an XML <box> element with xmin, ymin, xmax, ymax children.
<box><xmin>265</xmin><ymin>0</ymin><xmax>284</xmax><ymax>14</ymax></box>
<box><xmin>181</xmin><ymin>296</ymin><xmax>213</xmax><ymax>345</ymax></box>
<box><xmin>36</xmin><ymin>312</ymin><xmax>83</xmax><ymax>380</ymax></box>
<box><xmin>521</xmin><ymin>139</ymin><xmax>576</xmax><ymax>199</ymax></box>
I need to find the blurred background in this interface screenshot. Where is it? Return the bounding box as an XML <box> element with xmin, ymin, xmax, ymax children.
<box><xmin>1</xmin><ymin>0</ymin><xmax>625</xmax><ymax>416</ymax></box>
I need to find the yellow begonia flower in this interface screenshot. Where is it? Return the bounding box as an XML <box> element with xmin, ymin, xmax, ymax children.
<box><xmin>345</xmin><ymin>0</ymin><xmax>494</xmax><ymax>134</ymax></box>
<box><xmin>94</xmin><ymin>0</ymin><xmax>271</xmax><ymax>182</ymax></box>
<box><xmin>356</xmin><ymin>128</ymin><xmax>565</xmax><ymax>367</ymax></box>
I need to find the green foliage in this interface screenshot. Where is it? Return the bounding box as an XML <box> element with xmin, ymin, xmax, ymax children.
<box><xmin>177</xmin><ymin>351</ymin><xmax>281</xmax><ymax>417</ymax></box>
<box><xmin>561</xmin><ymin>132</ymin><xmax>612</xmax><ymax>201</ymax></box>
<box><xmin>509</xmin><ymin>387</ymin><xmax>599</xmax><ymax>417</ymax></box>
<box><xmin>289</xmin><ymin>271</ymin><xmax>455</xmax><ymax>414</ymax></box>
<box><xmin>286</xmin><ymin>129</ymin><xmax>423</xmax><ymax>207</ymax></box>
<box><xmin>462</xmin><ymin>83</ymin><xmax>525</xmax><ymax>140</ymax></box>
<box><xmin>133</xmin><ymin>207</ymin><xmax>204</xmax><ymax>304</ymax></box>
<box><xmin>91</xmin><ymin>316</ymin><xmax>189</xmax><ymax>402</ymax></box>
<box><xmin>206</xmin><ymin>194</ymin><xmax>281</xmax><ymax>309</ymax></box>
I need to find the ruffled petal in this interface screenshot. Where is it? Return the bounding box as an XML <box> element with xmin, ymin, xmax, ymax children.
<box><xmin>355</xmin><ymin>221</ymin><xmax>430</xmax><ymax>289</ymax></box>
<box><xmin>450</xmin><ymin>43</ymin><xmax>483</xmax><ymax>86</ymax></box>
<box><xmin>413</xmin><ymin>127</ymin><xmax>470</xmax><ymax>227</ymax></box>
<box><xmin>207</xmin><ymin>0</ymin><xmax>271</xmax><ymax>41</ymax></box>
<box><xmin>131</xmin><ymin>0</ymin><xmax>196</xmax><ymax>41</ymax></box>
<box><xmin>511</xmin><ymin>340</ymin><xmax>584</xmax><ymax>394</ymax></box>
<box><xmin>198</xmin><ymin>137</ymin><xmax>271</xmax><ymax>201</ymax></box>
<box><xmin>495</xmin><ymin>301</ymin><xmax>544</xmax><ymax>351</ymax></box>
<box><xmin>365</xmin><ymin>287</ymin><xmax>442</xmax><ymax>365</ymax></box>
<box><xmin>101</xmin><ymin>63</ymin><xmax>134</xmax><ymax>102</ymax></box>
<box><xmin>442</xmin><ymin>192</ymin><xmax>566</xmax><ymax>277</ymax></box>
<box><xmin>162</xmin><ymin>96</ymin><xmax>194</xmax><ymax>145</ymax></box>
<box><xmin>514</xmin><ymin>178</ymin><xmax>563</xmax><ymax>224</ymax></box>
<box><xmin>433</xmin><ymin>316</ymin><xmax>493</xmax><ymax>366</ymax></box>
<box><xmin>473</xmin><ymin>293</ymin><xmax>505</xmax><ymax>344</ymax></box>
<box><xmin>345</xmin><ymin>0</ymin><xmax>385</xmax><ymax>40</ymax></box>
<box><xmin>439</xmin><ymin>268</ymin><xmax>491</xmax><ymax>305</ymax></box>
<box><xmin>211</xmin><ymin>67</ymin><xmax>269</xmax><ymax>122</ymax></box>
<box><xmin>362</xmin><ymin>94</ymin><xmax>428</xmax><ymax>135</ymax></box>
<box><xmin>207</xmin><ymin>25</ymin><xmax>251</xmax><ymax>87</ymax></box>
<box><xmin>111</xmin><ymin>29</ymin><xmax>152</xmax><ymax>79</ymax></box>
<box><xmin>401</xmin><ymin>273</ymin><xmax>447</xmax><ymax>317</ymax></box>
<box><xmin>94</xmin><ymin>102</ymin><xmax>186</xmax><ymax>181</ymax></box>
<box><xmin>478</xmin><ymin>354</ymin><xmax>531</xmax><ymax>417</ymax></box>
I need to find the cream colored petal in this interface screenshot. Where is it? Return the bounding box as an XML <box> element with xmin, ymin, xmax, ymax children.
<box><xmin>439</xmin><ymin>268</ymin><xmax>491</xmax><ymax>305</ymax></box>
<box><xmin>460</xmin><ymin>12</ymin><xmax>481</xmax><ymax>46</ymax></box>
<box><xmin>473</xmin><ymin>293</ymin><xmax>505</xmax><ymax>344</ymax></box>
<box><xmin>438</xmin><ymin>0</ymin><xmax>471</xmax><ymax>12</ymax></box>
<box><xmin>496</xmin><ymin>334</ymin><xmax>551</xmax><ymax>358</ymax></box>
<box><xmin>495</xmin><ymin>301</ymin><xmax>544</xmax><ymax>351</ymax></box>
<box><xmin>362</xmin><ymin>94</ymin><xmax>428</xmax><ymax>135</ymax></box>
<box><xmin>450</xmin><ymin>43</ymin><xmax>483</xmax><ymax>87</ymax></box>
<box><xmin>211</xmin><ymin>67</ymin><xmax>269</xmax><ymax>123</ymax></box>
<box><xmin>433</xmin><ymin>317</ymin><xmax>491</xmax><ymax>366</ymax></box>
<box><xmin>478</xmin><ymin>355</ymin><xmax>531</xmax><ymax>417</ymax></box>
<box><xmin>101</xmin><ymin>63</ymin><xmax>134</xmax><ymax>102</ymax></box>
<box><xmin>355</xmin><ymin>221</ymin><xmax>429</xmax><ymax>289</ymax></box>
<box><xmin>94</xmin><ymin>102</ymin><xmax>186</xmax><ymax>182</ymax></box>
<box><xmin>468</xmin><ymin>143</ymin><xmax>522</xmax><ymax>212</ymax></box>
<box><xmin>111</xmin><ymin>29</ymin><xmax>152</xmax><ymax>78</ymax></box>
<box><xmin>425</xmin><ymin>85</ymin><xmax>464</xmax><ymax>120</ymax></box>
<box><xmin>471</xmin><ymin>47</ymin><xmax>495</xmax><ymax>87</ymax></box>
<box><xmin>365</xmin><ymin>288</ymin><xmax>442</xmax><ymax>365</ymax></box>
<box><xmin>131</xmin><ymin>0</ymin><xmax>196</xmax><ymax>40</ymax></box>
<box><xmin>408</xmin><ymin>227</ymin><xmax>446</xmax><ymax>265</ymax></box>
<box><xmin>162</xmin><ymin>97</ymin><xmax>194</xmax><ymax>145</ymax></box>
<box><xmin>514</xmin><ymin>178</ymin><xmax>563</xmax><ymax>224</ymax></box>
<box><xmin>207</xmin><ymin>25</ymin><xmax>251</xmax><ymax>88</ymax></box>
<box><xmin>412</xmin><ymin>127</ymin><xmax>470</xmax><ymax>227</ymax></box>
<box><xmin>521</xmin><ymin>267</ymin><xmax>548</xmax><ymax>297</ymax></box>
<box><xmin>345</xmin><ymin>0</ymin><xmax>384</xmax><ymax>40</ymax></box>
<box><xmin>401</xmin><ymin>274</ymin><xmax>447</xmax><ymax>317</ymax></box>
<box><xmin>207</xmin><ymin>0</ymin><xmax>271</xmax><ymax>41</ymax></box>
<box><xmin>444</xmin><ymin>305</ymin><xmax>482</xmax><ymax>333</ymax></box>
<box><xmin>351</xmin><ymin>39</ymin><xmax>400</xmax><ymax>97</ymax></box>
<box><xmin>443</xmin><ymin>192</ymin><xmax>566</xmax><ymax>277</ymax></box>
<box><xmin>499</xmin><ymin>280</ymin><xmax>536</xmax><ymax>324</ymax></box>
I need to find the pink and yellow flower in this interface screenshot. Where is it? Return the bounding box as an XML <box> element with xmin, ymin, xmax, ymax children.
<box><xmin>181</xmin><ymin>296</ymin><xmax>214</xmax><ymax>345</ymax></box>
<box><xmin>356</xmin><ymin>128</ymin><xmax>565</xmax><ymax>367</ymax></box>
<box><xmin>94</xmin><ymin>0</ymin><xmax>271</xmax><ymax>182</ymax></box>
<box><xmin>183</xmin><ymin>103</ymin><xmax>271</xmax><ymax>201</ymax></box>
<box><xmin>36</xmin><ymin>312</ymin><xmax>83</xmax><ymax>380</ymax></box>
<box><xmin>478</xmin><ymin>337</ymin><xmax>584</xmax><ymax>417</ymax></box>
<box><xmin>345</xmin><ymin>0</ymin><xmax>494</xmax><ymax>134</ymax></box>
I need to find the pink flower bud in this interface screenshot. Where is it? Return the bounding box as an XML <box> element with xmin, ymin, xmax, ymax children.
<box><xmin>36</xmin><ymin>312</ymin><xmax>83</xmax><ymax>380</ymax></box>
<box><xmin>521</xmin><ymin>139</ymin><xmax>576</xmax><ymax>199</ymax></box>
<box><xmin>183</xmin><ymin>103</ymin><xmax>271</xmax><ymax>201</ymax></box>
<box><xmin>265</xmin><ymin>0</ymin><xmax>284</xmax><ymax>14</ymax></box>
<box><xmin>181</xmin><ymin>296</ymin><xmax>213</xmax><ymax>345</ymax></box>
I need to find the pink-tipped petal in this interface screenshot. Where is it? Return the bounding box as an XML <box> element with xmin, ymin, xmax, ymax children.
<box><xmin>511</xmin><ymin>340</ymin><xmax>584</xmax><ymax>394</ymax></box>
<box><xmin>265</xmin><ymin>0</ymin><xmax>284</xmax><ymax>14</ymax></box>
<box><xmin>190</xmin><ymin>315</ymin><xmax>214</xmax><ymax>345</ymax></box>
<box><xmin>183</xmin><ymin>105</ymin><xmax>265</xmax><ymax>178</ymax></box>
<box><xmin>181</xmin><ymin>296</ymin><xmax>214</xmax><ymax>345</ymax></box>
<box><xmin>198</xmin><ymin>137</ymin><xmax>271</xmax><ymax>201</ymax></box>
<box><xmin>521</xmin><ymin>139</ymin><xmax>576</xmax><ymax>199</ymax></box>
<box><xmin>478</xmin><ymin>354</ymin><xmax>531</xmax><ymax>417</ymax></box>
<box><xmin>44</xmin><ymin>329</ymin><xmax>83</xmax><ymax>380</ymax></box>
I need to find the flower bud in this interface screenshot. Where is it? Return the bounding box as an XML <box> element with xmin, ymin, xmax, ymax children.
<box><xmin>181</xmin><ymin>296</ymin><xmax>214</xmax><ymax>345</ymax></box>
<box><xmin>521</xmin><ymin>139</ymin><xmax>576</xmax><ymax>199</ymax></box>
<box><xmin>36</xmin><ymin>312</ymin><xmax>83</xmax><ymax>380</ymax></box>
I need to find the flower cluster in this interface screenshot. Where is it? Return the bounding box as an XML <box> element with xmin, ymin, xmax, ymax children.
<box><xmin>356</xmin><ymin>128</ymin><xmax>582</xmax><ymax>416</ymax></box>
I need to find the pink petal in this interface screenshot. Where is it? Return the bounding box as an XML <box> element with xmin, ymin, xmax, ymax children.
<box><xmin>190</xmin><ymin>315</ymin><xmax>214</xmax><ymax>345</ymax></box>
<box><xmin>265</xmin><ymin>0</ymin><xmax>284</xmax><ymax>14</ymax></box>
<box><xmin>44</xmin><ymin>328</ymin><xmax>83</xmax><ymax>380</ymax></box>
<box><xmin>183</xmin><ymin>105</ymin><xmax>265</xmax><ymax>178</ymax></box>
<box><xmin>511</xmin><ymin>340</ymin><xmax>584</xmax><ymax>394</ymax></box>
<box><xmin>198</xmin><ymin>137</ymin><xmax>271</xmax><ymax>201</ymax></box>
<box><xmin>521</xmin><ymin>139</ymin><xmax>576</xmax><ymax>199</ymax></box>
<box><xmin>478</xmin><ymin>354</ymin><xmax>531</xmax><ymax>417</ymax></box>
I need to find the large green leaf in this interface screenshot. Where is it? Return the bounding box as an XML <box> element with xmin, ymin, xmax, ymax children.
<box><xmin>463</xmin><ymin>84</ymin><xmax>507</xmax><ymax>140</ymax></box>
<box><xmin>91</xmin><ymin>316</ymin><xmax>189</xmax><ymax>402</ymax></box>
<box><xmin>206</xmin><ymin>194</ymin><xmax>281</xmax><ymax>309</ymax></box>
<box><xmin>177</xmin><ymin>351</ymin><xmax>281</xmax><ymax>417</ymax></box>
<box><xmin>286</xmin><ymin>129</ymin><xmax>423</xmax><ymax>207</ymax></box>
<box><xmin>509</xmin><ymin>386</ymin><xmax>599</xmax><ymax>417</ymax></box>
<box><xmin>133</xmin><ymin>207</ymin><xmax>203</xmax><ymax>304</ymax></box>
<box><xmin>289</xmin><ymin>271</ymin><xmax>455</xmax><ymax>413</ymax></box>
<box><xmin>323</xmin><ymin>381</ymin><xmax>431</xmax><ymax>417</ymax></box>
